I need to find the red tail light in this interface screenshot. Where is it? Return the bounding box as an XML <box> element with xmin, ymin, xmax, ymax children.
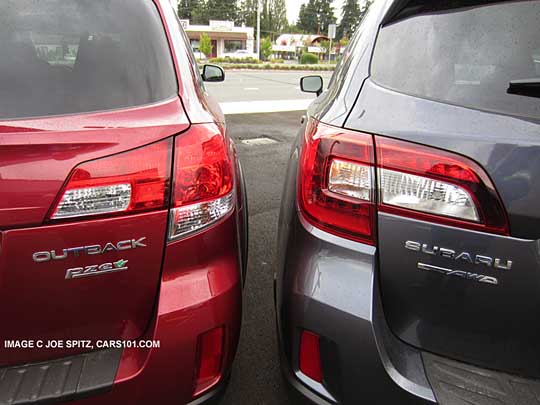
<box><xmin>376</xmin><ymin>137</ymin><xmax>509</xmax><ymax>235</ymax></box>
<box><xmin>168</xmin><ymin>124</ymin><xmax>235</xmax><ymax>241</ymax></box>
<box><xmin>299</xmin><ymin>330</ymin><xmax>323</xmax><ymax>383</ymax></box>
<box><xmin>49</xmin><ymin>139</ymin><xmax>172</xmax><ymax>221</ymax></box>
<box><xmin>194</xmin><ymin>326</ymin><xmax>224</xmax><ymax>396</ymax></box>
<box><xmin>298</xmin><ymin>120</ymin><xmax>376</xmax><ymax>244</ymax></box>
<box><xmin>298</xmin><ymin>119</ymin><xmax>509</xmax><ymax>242</ymax></box>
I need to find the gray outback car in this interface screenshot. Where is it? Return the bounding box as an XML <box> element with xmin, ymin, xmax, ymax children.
<box><xmin>275</xmin><ymin>0</ymin><xmax>540</xmax><ymax>404</ymax></box>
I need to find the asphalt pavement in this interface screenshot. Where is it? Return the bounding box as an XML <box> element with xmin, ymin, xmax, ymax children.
<box><xmin>220</xmin><ymin>111</ymin><xmax>305</xmax><ymax>405</ymax></box>
<box><xmin>206</xmin><ymin>70</ymin><xmax>333</xmax><ymax>103</ymax></box>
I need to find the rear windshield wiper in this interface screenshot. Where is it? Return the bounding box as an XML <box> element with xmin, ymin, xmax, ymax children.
<box><xmin>507</xmin><ymin>78</ymin><xmax>540</xmax><ymax>98</ymax></box>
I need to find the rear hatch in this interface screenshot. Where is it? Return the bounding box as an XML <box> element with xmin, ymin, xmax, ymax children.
<box><xmin>348</xmin><ymin>1</ymin><xmax>540</xmax><ymax>377</ymax></box>
<box><xmin>0</xmin><ymin>0</ymin><xmax>187</xmax><ymax>366</ymax></box>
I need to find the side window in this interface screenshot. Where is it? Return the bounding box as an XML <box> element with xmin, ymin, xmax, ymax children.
<box><xmin>169</xmin><ymin>13</ymin><xmax>206</xmax><ymax>92</ymax></box>
<box><xmin>328</xmin><ymin>2</ymin><xmax>375</xmax><ymax>90</ymax></box>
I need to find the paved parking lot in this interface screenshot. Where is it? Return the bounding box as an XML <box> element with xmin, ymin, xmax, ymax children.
<box><xmin>220</xmin><ymin>111</ymin><xmax>304</xmax><ymax>405</ymax></box>
<box><xmin>206</xmin><ymin>70</ymin><xmax>333</xmax><ymax>103</ymax></box>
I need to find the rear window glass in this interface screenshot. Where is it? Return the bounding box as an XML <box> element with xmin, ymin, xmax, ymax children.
<box><xmin>0</xmin><ymin>0</ymin><xmax>177</xmax><ymax>120</ymax></box>
<box><xmin>371</xmin><ymin>1</ymin><xmax>540</xmax><ymax>119</ymax></box>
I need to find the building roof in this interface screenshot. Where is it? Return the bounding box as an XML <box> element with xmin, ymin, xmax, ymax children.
<box><xmin>182</xmin><ymin>20</ymin><xmax>254</xmax><ymax>40</ymax></box>
<box><xmin>275</xmin><ymin>34</ymin><xmax>329</xmax><ymax>46</ymax></box>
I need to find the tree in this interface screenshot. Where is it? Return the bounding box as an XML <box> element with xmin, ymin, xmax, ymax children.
<box><xmin>271</xmin><ymin>0</ymin><xmax>288</xmax><ymax>34</ymax></box>
<box><xmin>205</xmin><ymin>0</ymin><xmax>239</xmax><ymax>22</ymax></box>
<box><xmin>261</xmin><ymin>37</ymin><xmax>273</xmax><ymax>60</ymax></box>
<box><xmin>199</xmin><ymin>33</ymin><xmax>213</xmax><ymax>57</ymax></box>
<box><xmin>297</xmin><ymin>2</ymin><xmax>317</xmax><ymax>33</ymax></box>
<box><xmin>338</xmin><ymin>0</ymin><xmax>360</xmax><ymax>40</ymax></box>
<box><xmin>178</xmin><ymin>0</ymin><xmax>208</xmax><ymax>24</ymax></box>
<box><xmin>297</xmin><ymin>0</ymin><xmax>336</xmax><ymax>34</ymax></box>
<box><xmin>238</xmin><ymin>0</ymin><xmax>258</xmax><ymax>28</ymax></box>
<box><xmin>260</xmin><ymin>0</ymin><xmax>288</xmax><ymax>39</ymax></box>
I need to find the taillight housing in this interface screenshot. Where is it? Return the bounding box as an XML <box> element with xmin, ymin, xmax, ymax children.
<box><xmin>298</xmin><ymin>119</ymin><xmax>509</xmax><ymax>242</ymax></box>
<box><xmin>376</xmin><ymin>137</ymin><xmax>509</xmax><ymax>234</ymax></box>
<box><xmin>48</xmin><ymin>124</ymin><xmax>235</xmax><ymax>238</ymax></box>
<box><xmin>49</xmin><ymin>139</ymin><xmax>172</xmax><ymax>221</ymax></box>
<box><xmin>168</xmin><ymin>124</ymin><xmax>235</xmax><ymax>241</ymax></box>
<box><xmin>298</xmin><ymin>119</ymin><xmax>376</xmax><ymax>244</ymax></box>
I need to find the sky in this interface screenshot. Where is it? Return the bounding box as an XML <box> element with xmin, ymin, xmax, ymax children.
<box><xmin>286</xmin><ymin>0</ymin><xmax>346</xmax><ymax>24</ymax></box>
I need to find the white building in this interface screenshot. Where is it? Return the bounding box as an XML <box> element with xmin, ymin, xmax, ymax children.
<box><xmin>181</xmin><ymin>20</ymin><xmax>256</xmax><ymax>59</ymax></box>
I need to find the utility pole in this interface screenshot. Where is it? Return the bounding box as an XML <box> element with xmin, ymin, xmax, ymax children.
<box><xmin>328</xmin><ymin>24</ymin><xmax>336</xmax><ymax>63</ymax></box>
<box><xmin>256</xmin><ymin>0</ymin><xmax>261</xmax><ymax>59</ymax></box>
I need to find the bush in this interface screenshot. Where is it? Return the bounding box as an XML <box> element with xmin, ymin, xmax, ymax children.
<box><xmin>208</xmin><ymin>56</ymin><xmax>261</xmax><ymax>64</ymax></box>
<box><xmin>271</xmin><ymin>58</ymin><xmax>284</xmax><ymax>64</ymax></box>
<box><xmin>300</xmin><ymin>53</ymin><xmax>319</xmax><ymax>65</ymax></box>
<box><xmin>208</xmin><ymin>63</ymin><xmax>335</xmax><ymax>71</ymax></box>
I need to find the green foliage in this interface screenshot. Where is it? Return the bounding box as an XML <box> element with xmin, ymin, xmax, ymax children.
<box><xmin>205</xmin><ymin>0</ymin><xmax>239</xmax><ymax>22</ymax></box>
<box><xmin>298</xmin><ymin>0</ymin><xmax>336</xmax><ymax>34</ymax></box>
<box><xmin>261</xmin><ymin>38</ymin><xmax>274</xmax><ymax>60</ymax></box>
<box><xmin>319</xmin><ymin>39</ymin><xmax>330</xmax><ymax>53</ymax></box>
<box><xmin>338</xmin><ymin>0</ymin><xmax>375</xmax><ymax>40</ymax></box>
<box><xmin>208</xmin><ymin>56</ymin><xmax>262</xmax><ymax>64</ymax></box>
<box><xmin>237</xmin><ymin>0</ymin><xmax>258</xmax><ymax>28</ymax></box>
<box><xmin>178</xmin><ymin>0</ymin><xmax>208</xmax><ymax>24</ymax></box>
<box><xmin>301</xmin><ymin>52</ymin><xmax>319</xmax><ymax>64</ymax></box>
<box><xmin>199</xmin><ymin>33</ymin><xmax>213</xmax><ymax>57</ymax></box>
<box><xmin>338</xmin><ymin>0</ymin><xmax>360</xmax><ymax>40</ymax></box>
<box><xmin>204</xmin><ymin>63</ymin><xmax>335</xmax><ymax>71</ymax></box>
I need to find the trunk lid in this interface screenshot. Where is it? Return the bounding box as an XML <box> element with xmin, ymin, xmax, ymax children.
<box><xmin>0</xmin><ymin>99</ymin><xmax>189</xmax><ymax>366</ymax></box>
<box><xmin>344</xmin><ymin>0</ymin><xmax>540</xmax><ymax>377</ymax></box>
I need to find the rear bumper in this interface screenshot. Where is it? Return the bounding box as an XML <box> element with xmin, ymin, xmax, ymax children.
<box><xmin>4</xmin><ymin>215</ymin><xmax>242</xmax><ymax>405</ymax></box>
<box><xmin>275</xmin><ymin>210</ymin><xmax>435</xmax><ymax>404</ymax></box>
<box><xmin>89</xmin><ymin>215</ymin><xmax>242</xmax><ymax>405</ymax></box>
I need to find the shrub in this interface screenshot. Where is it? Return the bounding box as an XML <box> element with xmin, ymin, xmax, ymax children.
<box><xmin>199</xmin><ymin>33</ymin><xmax>213</xmax><ymax>57</ymax></box>
<box><xmin>300</xmin><ymin>53</ymin><xmax>319</xmax><ymax>65</ymax></box>
<box><xmin>208</xmin><ymin>56</ymin><xmax>261</xmax><ymax>64</ymax></box>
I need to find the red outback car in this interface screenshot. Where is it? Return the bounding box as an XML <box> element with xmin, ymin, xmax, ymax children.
<box><xmin>0</xmin><ymin>1</ymin><xmax>247</xmax><ymax>404</ymax></box>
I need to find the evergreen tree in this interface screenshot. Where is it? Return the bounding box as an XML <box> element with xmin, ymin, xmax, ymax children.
<box><xmin>271</xmin><ymin>0</ymin><xmax>288</xmax><ymax>34</ymax></box>
<box><xmin>297</xmin><ymin>0</ymin><xmax>336</xmax><ymax>34</ymax></box>
<box><xmin>238</xmin><ymin>0</ymin><xmax>258</xmax><ymax>27</ymax></box>
<box><xmin>338</xmin><ymin>0</ymin><xmax>360</xmax><ymax>40</ymax></box>
<box><xmin>205</xmin><ymin>0</ymin><xmax>239</xmax><ymax>22</ymax></box>
<box><xmin>178</xmin><ymin>0</ymin><xmax>206</xmax><ymax>24</ymax></box>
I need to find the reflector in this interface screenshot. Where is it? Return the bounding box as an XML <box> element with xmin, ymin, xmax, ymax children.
<box><xmin>194</xmin><ymin>327</ymin><xmax>224</xmax><ymax>396</ymax></box>
<box><xmin>300</xmin><ymin>330</ymin><xmax>323</xmax><ymax>383</ymax></box>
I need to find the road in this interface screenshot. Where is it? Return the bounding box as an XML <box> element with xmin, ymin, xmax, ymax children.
<box><xmin>220</xmin><ymin>112</ymin><xmax>304</xmax><ymax>405</ymax></box>
<box><xmin>206</xmin><ymin>70</ymin><xmax>333</xmax><ymax>103</ymax></box>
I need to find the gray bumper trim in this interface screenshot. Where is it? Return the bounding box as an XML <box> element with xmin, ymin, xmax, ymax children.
<box><xmin>0</xmin><ymin>349</ymin><xmax>122</xmax><ymax>405</ymax></box>
<box><xmin>424</xmin><ymin>352</ymin><xmax>540</xmax><ymax>405</ymax></box>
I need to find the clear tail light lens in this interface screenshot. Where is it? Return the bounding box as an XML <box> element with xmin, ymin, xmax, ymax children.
<box><xmin>379</xmin><ymin>169</ymin><xmax>479</xmax><ymax>222</ymax></box>
<box><xmin>168</xmin><ymin>124</ymin><xmax>234</xmax><ymax>241</ymax></box>
<box><xmin>298</xmin><ymin>119</ymin><xmax>509</xmax><ymax>242</ymax></box>
<box><xmin>49</xmin><ymin>140</ymin><xmax>172</xmax><ymax>221</ymax></box>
